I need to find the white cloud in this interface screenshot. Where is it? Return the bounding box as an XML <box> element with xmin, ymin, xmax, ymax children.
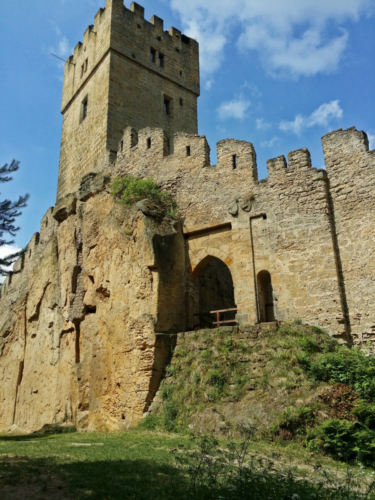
<box><xmin>242</xmin><ymin>82</ymin><xmax>262</xmax><ymax>98</ymax></box>
<box><xmin>368</xmin><ymin>134</ymin><xmax>375</xmax><ymax>150</ymax></box>
<box><xmin>205</xmin><ymin>79</ymin><xmax>214</xmax><ymax>90</ymax></box>
<box><xmin>261</xmin><ymin>136</ymin><xmax>279</xmax><ymax>148</ymax></box>
<box><xmin>279</xmin><ymin>100</ymin><xmax>343</xmax><ymax>135</ymax></box>
<box><xmin>256</xmin><ymin>118</ymin><xmax>272</xmax><ymax>131</ymax></box>
<box><xmin>0</xmin><ymin>245</ymin><xmax>22</xmax><ymax>284</ymax></box>
<box><xmin>49</xmin><ymin>28</ymin><xmax>73</xmax><ymax>68</ymax></box>
<box><xmin>217</xmin><ymin>96</ymin><xmax>251</xmax><ymax>120</ymax></box>
<box><xmin>168</xmin><ymin>0</ymin><xmax>372</xmax><ymax>78</ymax></box>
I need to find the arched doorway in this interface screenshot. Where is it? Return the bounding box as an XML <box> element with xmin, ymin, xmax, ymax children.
<box><xmin>196</xmin><ymin>257</ymin><xmax>237</xmax><ymax>328</ymax></box>
<box><xmin>257</xmin><ymin>270</ymin><xmax>275</xmax><ymax>322</ymax></box>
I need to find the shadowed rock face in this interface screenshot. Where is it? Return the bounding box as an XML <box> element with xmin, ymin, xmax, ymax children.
<box><xmin>0</xmin><ymin>181</ymin><xmax>185</xmax><ymax>434</ymax></box>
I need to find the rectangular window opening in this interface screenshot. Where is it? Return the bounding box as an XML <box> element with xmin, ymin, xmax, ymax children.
<box><xmin>81</xmin><ymin>64</ymin><xmax>84</xmax><ymax>78</ymax></box>
<box><xmin>186</xmin><ymin>146</ymin><xmax>191</xmax><ymax>157</ymax></box>
<box><xmin>150</xmin><ymin>48</ymin><xmax>156</xmax><ymax>63</ymax></box>
<box><xmin>158</xmin><ymin>53</ymin><xmax>164</xmax><ymax>67</ymax></box>
<box><xmin>147</xmin><ymin>137</ymin><xmax>151</xmax><ymax>149</ymax></box>
<box><xmin>164</xmin><ymin>98</ymin><xmax>170</xmax><ymax>115</ymax></box>
<box><xmin>232</xmin><ymin>154</ymin><xmax>237</xmax><ymax>169</ymax></box>
<box><xmin>84</xmin><ymin>58</ymin><xmax>88</xmax><ymax>72</ymax></box>
<box><xmin>180</xmin><ymin>98</ymin><xmax>183</xmax><ymax>106</ymax></box>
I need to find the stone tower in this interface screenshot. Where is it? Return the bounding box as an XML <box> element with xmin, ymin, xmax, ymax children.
<box><xmin>57</xmin><ymin>0</ymin><xmax>200</xmax><ymax>200</ymax></box>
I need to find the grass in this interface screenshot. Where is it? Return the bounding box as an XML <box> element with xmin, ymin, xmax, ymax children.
<box><xmin>149</xmin><ymin>323</ymin><xmax>332</xmax><ymax>434</ymax></box>
<box><xmin>0</xmin><ymin>429</ymin><xmax>187</xmax><ymax>499</ymax></box>
<box><xmin>1</xmin><ymin>428</ymin><xmax>375</xmax><ymax>500</ymax></box>
<box><xmin>3</xmin><ymin>323</ymin><xmax>375</xmax><ymax>498</ymax></box>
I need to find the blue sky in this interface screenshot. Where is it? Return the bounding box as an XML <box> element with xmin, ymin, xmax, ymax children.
<box><xmin>0</xmin><ymin>0</ymin><xmax>374</xmax><ymax>257</ymax></box>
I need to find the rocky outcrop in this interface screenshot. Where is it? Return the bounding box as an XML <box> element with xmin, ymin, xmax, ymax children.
<box><xmin>0</xmin><ymin>175</ymin><xmax>185</xmax><ymax>433</ymax></box>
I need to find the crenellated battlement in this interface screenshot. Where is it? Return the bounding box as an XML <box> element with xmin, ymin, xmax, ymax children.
<box><xmin>61</xmin><ymin>0</ymin><xmax>199</xmax><ymax>114</ymax></box>
<box><xmin>1</xmin><ymin>208</ymin><xmax>57</xmax><ymax>299</ymax></box>
<box><xmin>114</xmin><ymin>126</ymin><xmax>330</xmax><ymax>190</ymax></box>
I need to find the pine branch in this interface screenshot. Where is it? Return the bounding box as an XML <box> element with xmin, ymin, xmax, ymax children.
<box><xmin>0</xmin><ymin>248</ymin><xmax>26</xmax><ymax>277</ymax></box>
<box><xmin>0</xmin><ymin>160</ymin><xmax>20</xmax><ymax>183</ymax></box>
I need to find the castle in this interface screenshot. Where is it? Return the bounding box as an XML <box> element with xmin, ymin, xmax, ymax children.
<box><xmin>0</xmin><ymin>0</ymin><xmax>374</xmax><ymax>433</ymax></box>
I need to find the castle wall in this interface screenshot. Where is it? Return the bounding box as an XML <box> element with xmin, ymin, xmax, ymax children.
<box><xmin>322</xmin><ymin>128</ymin><xmax>375</xmax><ymax>344</ymax></box>
<box><xmin>114</xmin><ymin>129</ymin><xmax>345</xmax><ymax>336</ymax></box>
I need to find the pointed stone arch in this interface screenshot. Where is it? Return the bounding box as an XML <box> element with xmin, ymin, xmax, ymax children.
<box><xmin>187</xmin><ymin>248</ymin><xmax>234</xmax><ymax>277</ymax></box>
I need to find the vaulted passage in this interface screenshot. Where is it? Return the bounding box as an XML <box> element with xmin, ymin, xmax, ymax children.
<box><xmin>196</xmin><ymin>257</ymin><xmax>237</xmax><ymax>328</ymax></box>
<box><xmin>257</xmin><ymin>270</ymin><xmax>275</xmax><ymax>323</ymax></box>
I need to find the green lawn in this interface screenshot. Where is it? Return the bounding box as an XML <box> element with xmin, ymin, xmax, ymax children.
<box><xmin>1</xmin><ymin>429</ymin><xmax>375</xmax><ymax>500</ymax></box>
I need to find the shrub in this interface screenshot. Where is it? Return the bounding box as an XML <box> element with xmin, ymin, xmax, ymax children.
<box><xmin>139</xmin><ymin>414</ymin><xmax>162</xmax><ymax>430</ymax></box>
<box><xmin>273</xmin><ymin>406</ymin><xmax>317</xmax><ymax>438</ymax></box>
<box><xmin>206</xmin><ymin>370</ymin><xmax>227</xmax><ymax>391</ymax></box>
<box><xmin>320</xmin><ymin>384</ymin><xmax>360</xmax><ymax>420</ymax></box>
<box><xmin>353</xmin><ymin>401</ymin><xmax>375</xmax><ymax>430</ymax></box>
<box><xmin>161</xmin><ymin>384</ymin><xmax>173</xmax><ymax>401</ymax></box>
<box><xmin>299</xmin><ymin>347</ymin><xmax>375</xmax><ymax>401</ymax></box>
<box><xmin>298</xmin><ymin>337</ymin><xmax>319</xmax><ymax>354</ymax></box>
<box><xmin>306</xmin><ymin>418</ymin><xmax>375</xmax><ymax>462</ymax></box>
<box><xmin>111</xmin><ymin>174</ymin><xmax>178</xmax><ymax>217</ymax></box>
<box><xmin>164</xmin><ymin>401</ymin><xmax>179</xmax><ymax>431</ymax></box>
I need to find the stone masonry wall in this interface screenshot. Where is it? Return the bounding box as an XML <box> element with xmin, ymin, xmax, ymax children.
<box><xmin>57</xmin><ymin>0</ymin><xmax>199</xmax><ymax>200</ymax></box>
<box><xmin>113</xmin><ymin>128</ymin><xmax>346</xmax><ymax>337</ymax></box>
<box><xmin>322</xmin><ymin>128</ymin><xmax>375</xmax><ymax>344</ymax></box>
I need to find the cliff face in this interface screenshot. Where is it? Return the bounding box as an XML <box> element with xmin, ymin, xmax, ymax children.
<box><xmin>0</xmin><ymin>176</ymin><xmax>184</xmax><ymax>433</ymax></box>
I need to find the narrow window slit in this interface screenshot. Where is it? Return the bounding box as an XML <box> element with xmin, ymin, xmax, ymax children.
<box><xmin>232</xmin><ymin>155</ymin><xmax>237</xmax><ymax>169</ymax></box>
<box><xmin>186</xmin><ymin>146</ymin><xmax>191</xmax><ymax>157</ymax></box>
<box><xmin>150</xmin><ymin>48</ymin><xmax>156</xmax><ymax>63</ymax></box>
<box><xmin>147</xmin><ymin>138</ymin><xmax>151</xmax><ymax>149</ymax></box>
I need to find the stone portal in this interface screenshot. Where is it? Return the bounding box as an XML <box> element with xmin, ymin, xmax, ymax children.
<box><xmin>257</xmin><ymin>270</ymin><xmax>275</xmax><ymax>323</ymax></box>
<box><xmin>195</xmin><ymin>257</ymin><xmax>237</xmax><ymax>328</ymax></box>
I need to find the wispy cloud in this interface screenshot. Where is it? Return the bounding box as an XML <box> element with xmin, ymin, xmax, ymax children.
<box><xmin>261</xmin><ymin>136</ymin><xmax>279</xmax><ymax>148</ymax></box>
<box><xmin>256</xmin><ymin>118</ymin><xmax>272</xmax><ymax>131</ymax></box>
<box><xmin>279</xmin><ymin>100</ymin><xmax>343</xmax><ymax>135</ymax></box>
<box><xmin>169</xmin><ymin>0</ymin><xmax>372</xmax><ymax>78</ymax></box>
<box><xmin>217</xmin><ymin>95</ymin><xmax>251</xmax><ymax>120</ymax></box>
<box><xmin>49</xmin><ymin>27</ymin><xmax>73</xmax><ymax>69</ymax></box>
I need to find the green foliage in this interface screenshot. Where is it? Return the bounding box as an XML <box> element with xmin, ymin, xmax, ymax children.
<box><xmin>298</xmin><ymin>336</ymin><xmax>320</xmax><ymax>353</ymax></box>
<box><xmin>298</xmin><ymin>345</ymin><xmax>375</xmax><ymax>401</ymax></box>
<box><xmin>353</xmin><ymin>402</ymin><xmax>375</xmax><ymax>430</ymax></box>
<box><xmin>206</xmin><ymin>369</ymin><xmax>227</xmax><ymax>391</ymax></box>
<box><xmin>172</xmin><ymin>426</ymin><xmax>375</xmax><ymax>499</ymax></box>
<box><xmin>111</xmin><ymin>174</ymin><xmax>178</xmax><ymax>217</ymax></box>
<box><xmin>272</xmin><ymin>406</ymin><xmax>317</xmax><ymax>438</ymax></box>
<box><xmin>306</xmin><ymin>418</ymin><xmax>375</xmax><ymax>463</ymax></box>
<box><xmin>0</xmin><ymin>160</ymin><xmax>29</xmax><ymax>277</ymax></box>
<box><xmin>139</xmin><ymin>414</ymin><xmax>162</xmax><ymax>430</ymax></box>
<box><xmin>161</xmin><ymin>384</ymin><xmax>173</xmax><ymax>401</ymax></box>
<box><xmin>163</xmin><ymin>401</ymin><xmax>179</xmax><ymax>431</ymax></box>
